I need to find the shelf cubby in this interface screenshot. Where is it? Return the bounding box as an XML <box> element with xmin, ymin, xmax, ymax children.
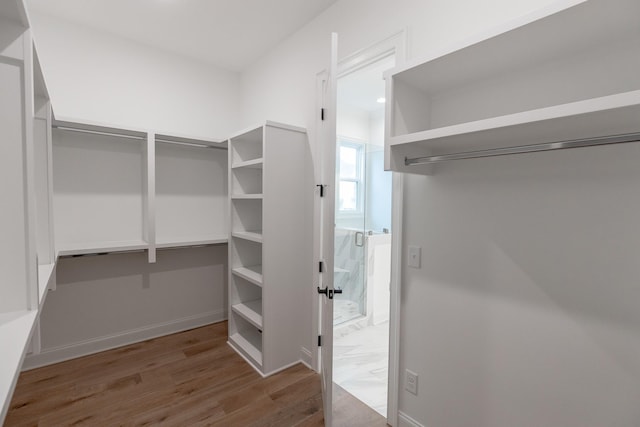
<box><xmin>231</xmin><ymin>231</ymin><xmax>263</xmax><ymax>244</ymax></box>
<box><xmin>231</xmin><ymin>198</ymin><xmax>262</xmax><ymax>233</ymax></box>
<box><xmin>52</xmin><ymin>126</ymin><xmax>147</xmax><ymax>252</ymax></box>
<box><xmin>232</xmin><ymin>265</ymin><xmax>263</xmax><ymax>287</ymax></box>
<box><xmin>231</xmin><ymin>165</ymin><xmax>263</xmax><ymax>196</ymax></box>
<box><xmin>229</xmin><ymin>310</ymin><xmax>263</xmax><ymax>370</ymax></box>
<box><xmin>155</xmin><ymin>139</ymin><xmax>227</xmax><ymax>246</ymax></box>
<box><xmin>230</xmin><ymin>127</ymin><xmax>263</xmax><ymax>165</ymax></box>
<box><xmin>231</xmin><ymin>300</ymin><xmax>263</xmax><ymax>329</ymax></box>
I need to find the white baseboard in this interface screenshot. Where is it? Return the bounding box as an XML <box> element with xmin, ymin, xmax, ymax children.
<box><xmin>300</xmin><ymin>346</ymin><xmax>313</xmax><ymax>370</ymax></box>
<box><xmin>398</xmin><ymin>411</ymin><xmax>425</xmax><ymax>427</ymax></box>
<box><xmin>22</xmin><ymin>310</ymin><xmax>227</xmax><ymax>370</ymax></box>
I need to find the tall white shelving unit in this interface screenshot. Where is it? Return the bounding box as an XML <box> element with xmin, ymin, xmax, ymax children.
<box><xmin>384</xmin><ymin>0</ymin><xmax>640</xmax><ymax>174</ymax></box>
<box><xmin>227</xmin><ymin>121</ymin><xmax>309</xmax><ymax>376</ymax></box>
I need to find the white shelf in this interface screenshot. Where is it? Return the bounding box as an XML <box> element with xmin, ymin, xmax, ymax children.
<box><xmin>231</xmin><ymin>194</ymin><xmax>263</xmax><ymax>200</ymax></box>
<box><xmin>385</xmin><ymin>0</ymin><xmax>640</xmax><ymax>173</ymax></box>
<box><xmin>57</xmin><ymin>240</ymin><xmax>149</xmax><ymax>256</ymax></box>
<box><xmin>0</xmin><ymin>310</ymin><xmax>38</xmax><ymax>423</ymax></box>
<box><xmin>155</xmin><ymin>236</ymin><xmax>228</xmax><ymax>249</ymax></box>
<box><xmin>229</xmin><ymin>331</ymin><xmax>262</xmax><ymax>366</ymax></box>
<box><xmin>231</xmin><ymin>231</ymin><xmax>263</xmax><ymax>244</ymax></box>
<box><xmin>232</xmin><ymin>158</ymin><xmax>263</xmax><ymax>169</ymax></box>
<box><xmin>37</xmin><ymin>263</ymin><xmax>55</xmax><ymax>307</ymax></box>
<box><xmin>391</xmin><ymin>91</ymin><xmax>640</xmax><ymax>156</ymax></box>
<box><xmin>232</xmin><ymin>265</ymin><xmax>263</xmax><ymax>287</ymax></box>
<box><xmin>155</xmin><ymin>132</ymin><xmax>226</xmax><ymax>149</ymax></box>
<box><xmin>231</xmin><ymin>300</ymin><xmax>263</xmax><ymax>329</ymax></box>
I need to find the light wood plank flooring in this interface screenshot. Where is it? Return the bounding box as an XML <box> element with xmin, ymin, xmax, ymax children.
<box><xmin>6</xmin><ymin>322</ymin><xmax>387</xmax><ymax>426</ymax></box>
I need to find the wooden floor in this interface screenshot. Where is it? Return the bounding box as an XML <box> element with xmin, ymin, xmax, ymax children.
<box><xmin>6</xmin><ymin>322</ymin><xmax>387</xmax><ymax>426</ymax></box>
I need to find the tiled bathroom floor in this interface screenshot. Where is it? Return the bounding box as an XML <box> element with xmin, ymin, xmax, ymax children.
<box><xmin>333</xmin><ymin>299</ymin><xmax>362</xmax><ymax>325</ymax></box>
<box><xmin>333</xmin><ymin>321</ymin><xmax>389</xmax><ymax>416</ymax></box>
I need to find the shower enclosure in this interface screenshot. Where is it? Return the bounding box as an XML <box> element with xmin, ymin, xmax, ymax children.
<box><xmin>333</xmin><ymin>141</ymin><xmax>391</xmax><ymax>327</ymax></box>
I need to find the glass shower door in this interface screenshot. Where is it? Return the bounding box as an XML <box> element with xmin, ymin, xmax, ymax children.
<box><xmin>333</xmin><ymin>138</ymin><xmax>367</xmax><ymax>326</ymax></box>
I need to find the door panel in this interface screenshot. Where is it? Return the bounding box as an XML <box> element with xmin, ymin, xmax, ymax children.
<box><xmin>319</xmin><ymin>32</ymin><xmax>338</xmax><ymax>427</ymax></box>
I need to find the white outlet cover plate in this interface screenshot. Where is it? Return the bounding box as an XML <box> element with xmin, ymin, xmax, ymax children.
<box><xmin>408</xmin><ymin>246</ymin><xmax>421</xmax><ymax>268</ymax></box>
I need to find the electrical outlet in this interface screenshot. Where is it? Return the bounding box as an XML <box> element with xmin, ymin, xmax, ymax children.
<box><xmin>408</xmin><ymin>246</ymin><xmax>421</xmax><ymax>268</ymax></box>
<box><xmin>405</xmin><ymin>369</ymin><xmax>418</xmax><ymax>395</ymax></box>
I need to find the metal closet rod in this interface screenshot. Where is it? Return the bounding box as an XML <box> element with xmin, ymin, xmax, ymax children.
<box><xmin>404</xmin><ymin>132</ymin><xmax>640</xmax><ymax>166</ymax></box>
<box><xmin>54</xmin><ymin>125</ymin><xmax>225</xmax><ymax>149</ymax></box>
<box><xmin>54</xmin><ymin>125</ymin><xmax>145</xmax><ymax>141</ymax></box>
<box><xmin>155</xmin><ymin>139</ymin><xmax>226</xmax><ymax>150</ymax></box>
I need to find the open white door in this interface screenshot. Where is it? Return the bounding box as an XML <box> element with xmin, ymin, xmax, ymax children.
<box><xmin>318</xmin><ymin>32</ymin><xmax>338</xmax><ymax>427</ymax></box>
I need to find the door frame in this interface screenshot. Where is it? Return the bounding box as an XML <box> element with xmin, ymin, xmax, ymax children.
<box><xmin>313</xmin><ymin>29</ymin><xmax>407</xmax><ymax>427</ymax></box>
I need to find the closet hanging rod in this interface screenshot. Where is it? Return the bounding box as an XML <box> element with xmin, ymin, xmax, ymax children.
<box><xmin>404</xmin><ymin>132</ymin><xmax>640</xmax><ymax>166</ymax></box>
<box><xmin>155</xmin><ymin>139</ymin><xmax>226</xmax><ymax>150</ymax></box>
<box><xmin>53</xmin><ymin>125</ymin><xmax>145</xmax><ymax>141</ymax></box>
<box><xmin>53</xmin><ymin>125</ymin><xmax>225</xmax><ymax>149</ymax></box>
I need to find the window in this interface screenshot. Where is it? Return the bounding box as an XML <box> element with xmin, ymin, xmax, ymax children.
<box><xmin>337</xmin><ymin>139</ymin><xmax>364</xmax><ymax>213</ymax></box>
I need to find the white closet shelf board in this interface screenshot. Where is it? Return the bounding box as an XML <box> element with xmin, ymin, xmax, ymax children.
<box><xmin>232</xmin><ymin>265</ymin><xmax>263</xmax><ymax>287</ymax></box>
<box><xmin>385</xmin><ymin>0</ymin><xmax>640</xmax><ymax>170</ymax></box>
<box><xmin>155</xmin><ymin>133</ymin><xmax>227</xmax><ymax>149</ymax></box>
<box><xmin>227</xmin><ymin>121</ymin><xmax>306</xmax><ymax>141</ymax></box>
<box><xmin>37</xmin><ymin>263</ymin><xmax>55</xmax><ymax>307</ymax></box>
<box><xmin>155</xmin><ymin>236</ymin><xmax>228</xmax><ymax>249</ymax></box>
<box><xmin>231</xmin><ymin>300</ymin><xmax>263</xmax><ymax>329</ymax></box>
<box><xmin>0</xmin><ymin>310</ymin><xmax>37</xmax><ymax>423</ymax></box>
<box><xmin>232</xmin><ymin>231</ymin><xmax>263</xmax><ymax>244</ymax></box>
<box><xmin>390</xmin><ymin>92</ymin><xmax>640</xmax><ymax>157</ymax></box>
<box><xmin>232</xmin><ymin>158</ymin><xmax>263</xmax><ymax>169</ymax></box>
<box><xmin>231</xmin><ymin>194</ymin><xmax>263</xmax><ymax>200</ymax></box>
<box><xmin>52</xmin><ymin>117</ymin><xmax>147</xmax><ymax>139</ymax></box>
<box><xmin>57</xmin><ymin>240</ymin><xmax>149</xmax><ymax>256</ymax></box>
<box><xmin>0</xmin><ymin>0</ymin><xmax>28</xmax><ymax>27</ymax></box>
<box><xmin>229</xmin><ymin>332</ymin><xmax>262</xmax><ymax>367</ymax></box>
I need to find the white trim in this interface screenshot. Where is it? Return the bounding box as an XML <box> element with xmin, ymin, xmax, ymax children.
<box><xmin>22</xmin><ymin>310</ymin><xmax>227</xmax><ymax>370</ymax></box>
<box><xmin>262</xmin><ymin>360</ymin><xmax>306</xmax><ymax>378</ymax></box>
<box><xmin>398</xmin><ymin>411</ymin><xmax>426</xmax><ymax>427</ymax></box>
<box><xmin>388</xmin><ymin>171</ymin><xmax>404</xmax><ymax>426</ymax></box>
<box><xmin>300</xmin><ymin>346</ymin><xmax>313</xmax><ymax>369</ymax></box>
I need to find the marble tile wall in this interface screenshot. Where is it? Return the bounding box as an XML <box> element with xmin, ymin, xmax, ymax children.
<box><xmin>334</xmin><ymin>228</ymin><xmax>366</xmax><ymax>323</ymax></box>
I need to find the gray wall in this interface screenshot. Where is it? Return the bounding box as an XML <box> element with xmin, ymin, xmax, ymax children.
<box><xmin>25</xmin><ymin>246</ymin><xmax>227</xmax><ymax>368</ymax></box>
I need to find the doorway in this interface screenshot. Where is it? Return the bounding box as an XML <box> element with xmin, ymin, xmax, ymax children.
<box><xmin>332</xmin><ymin>53</ymin><xmax>395</xmax><ymax>417</ymax></box>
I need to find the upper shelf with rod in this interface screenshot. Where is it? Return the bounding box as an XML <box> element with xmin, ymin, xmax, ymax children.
<box><xmin>384</xmin><ymin>0</ymin><xmax>640</xmax><ymax>174</ymax></box>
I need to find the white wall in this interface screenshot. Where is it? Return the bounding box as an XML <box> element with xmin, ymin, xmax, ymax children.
<box><xmin>30</xmin><ymin>12</ymin><xmax>241</xmax><ymax>138</ymax></box>
<box><xmin>241</xmin><ymin>0</ymin><xmax>640</xmax><ymax>425</ymax></box>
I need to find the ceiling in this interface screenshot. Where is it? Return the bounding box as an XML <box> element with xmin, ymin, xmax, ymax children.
<box><xmin>25</xmin><ymin>0</ymin><xmax>339</xmax><ymax>71</ymax></box>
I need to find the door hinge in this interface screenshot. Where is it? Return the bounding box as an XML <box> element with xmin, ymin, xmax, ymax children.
<box><xmin>316</xmin><ymin>184</ymin><xmax>325</xmax><ymax>197</ymax></box>
<box><xmin>319</xmin><ymin>261</ymin><xmax>324</xmax><ymax>273</ymax></box>
<box><xmin>318</xmin><ymin>335</ymin><xmax>322</xmax><ymax>347</ymax></box>
<box><xmin>321</xmin><ymin>108</ymin><xmax>325</xmax><ymax>121</ymax></box>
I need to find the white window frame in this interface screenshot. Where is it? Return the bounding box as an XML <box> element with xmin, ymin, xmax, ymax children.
<box><xmin>336</xmin><ymin>137</ymin><xmax>365</xmax><ymax>215</ymax></box>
